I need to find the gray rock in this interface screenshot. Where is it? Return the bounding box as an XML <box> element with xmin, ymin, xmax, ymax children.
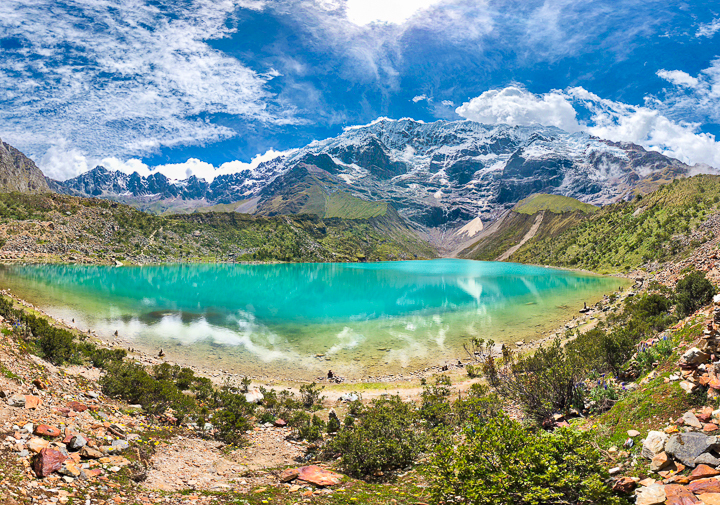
<box><xmin>642</xmin><ymin>431</ymin><xmax>668</xmax><ymax>459</ymax></box>
<box><xmin>68</xmin><ymin>435</ymin><xmax>87</xmax><ymax>451</ymax></box>
<box><xmin>111</xmin><ymin>440</ymin><xmax>129</xmax><ymax>451</ymax></box>
<box><xmin>339</xmin><ymin>392</ymin><xmax>360</xmax><ymax>402</ymax></box>
<box><xmin>636</xmin><ymin>483</ymin><xmax>666</xmax><ymax>505</ymax></box>
<box><xmin>7</xmin><ymin>395</ymin><xmax>25</xmax><ymax>407</ymax></box>
<box><xmin>682</xmin><ymin>411</ymin><xmax>703</xmax><ymax>429</ymax></box>
<box><xmin>694</xmin><ymin>452</ymin><xmax>720</xmax><ymax>467</ymax></box>
<box><xmin>683</xmin><ymin>347</ymin><xmax>710</xmax><ymax>365</ymax></box>
<box><xmin>18</xmin><ymin>449</ymin><xmax>28</xmax><ymax>458</ymax></box>
<box><xmin>665</xmin><ymin>432</ymin><xmax>717</xmax><ymax>467</ymax></box>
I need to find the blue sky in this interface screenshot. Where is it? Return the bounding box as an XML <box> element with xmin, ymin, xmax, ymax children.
<box><xmin>0</xmin><ymin>0</ymin><xmax>719</xmax><ymax>180</ymax></box>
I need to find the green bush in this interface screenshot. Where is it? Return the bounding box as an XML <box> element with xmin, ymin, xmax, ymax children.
<box><xmin>213</xmin><ymin>390</ymin><xmax>255</xmax><ymax>445</ymax></box>
<box><xmin>326</xmin><ymin>396</ymin><xmax>423</xmax><ymax>479</ymax></box>
<box><xmin>297</xmin><ymin>414</ymin><xmax>326</xmax><ymax>441</ymax></box>
<box><xmin>299</xmin><ymin>382</ymin><xmax>324</xmax><ymax>410</ymax></box>
<box><xmin>420</xmin><ymin>375</ymin><xmax>453</xmax><ymax>427</ymax></box>
<box><xmin>676</xmin><ymin>271</ymin><xmax>715</xmax><ymax>318</ymax></box>
<box><xmin>429</xmin><ymin>414</ymin><xmax>625</xmax><ymax>505</ymax></box>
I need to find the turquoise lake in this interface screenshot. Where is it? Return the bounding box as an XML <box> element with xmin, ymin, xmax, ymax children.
<box><xmin>0</xmin><ymin>260</ymin><xmax>624</xmax><ymax>379</ymax></box>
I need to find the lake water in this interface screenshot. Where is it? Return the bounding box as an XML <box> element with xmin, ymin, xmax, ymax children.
<box><xmin>0</xmin><ymin>260</ymin><xmax>624</xmax><ymax>379</ymax></box>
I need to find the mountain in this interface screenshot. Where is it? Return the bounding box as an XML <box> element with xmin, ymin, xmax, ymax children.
<box><xmin>0</xmin><ymin>137</ymin><xmax>50</xmax><ymax>193</ymax></box>
<box><xmin>52</xmin><ymin>119</ymin><xmax>696</xmax><ymax>230</ymax></box>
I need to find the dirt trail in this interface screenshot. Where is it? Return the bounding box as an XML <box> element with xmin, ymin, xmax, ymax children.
<box><xmin>496</xmin><ymin>211</ymin><xmax>545</xmax><ymax>261</ymax></box>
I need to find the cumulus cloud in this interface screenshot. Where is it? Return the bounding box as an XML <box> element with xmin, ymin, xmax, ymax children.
<box><xmin>0</xmin><ymin>0</ymin><xmax>291</xmax><ymax>179</ymax></box>
<box><xmin>697</xmin><ymin>18</ymin><xmax>720</xmax><ymax>38</ymax></box>
<box><xmin>412</xmin><ymin>94</ymin><xmax>429</xmax><ymax>103</ymax></box>
<box><xmin>657</xmin><ymin>70</ymin><xmax>699</xmax><ymax>88</ymax></box>
<box><xmin>455</xmin><ymin>86</ymin><xmax>581</xmax><ymax>132</ymax></box>
<box><xmin>101</xmin><ymin>149</ymin><xmax>288</xmax><ymax>183</ymax></box>
<box><xmin>455</xmin><ymin>86</ymin><xmax>720</xmax><ymax>168</ymax></box>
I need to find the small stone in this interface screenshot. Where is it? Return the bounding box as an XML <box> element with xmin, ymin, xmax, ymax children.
<box><xmin>695</xmin><ymin>453</ymin><xmax>720</xmax><ymax>467</ymax></box>
<box><xmin>79</xmin><ymin>446</ymin><xmax>103</xmax><ymax>459</ymax></box>
<box><xmin>280</xmin><ymin>468</ymin><xmax>299</xmax><ymax>482</ymax></box>
<box><xmin>690</xmin><ymin>464</ymin><xmax>720</xmax><ymax>480</ymax></box>
<box><xmin>98</xmin><ymin>455</ymin><xmax>130</xmax><ymax>466</ymax></box>
<box><xmin>68</xmin><ymin>435</ymin><xmax>87</xmax><ymax>451</ymax></box>
<box><xmin>297</xmin><ymin>466</ymin><xmax>342</xmax><ymax>487</ymax></box>
<box><xmin>651</xmin><ymin>452</ymin><xmax>672</xmax><ymax>472</ymax></box>
<box><xmin>683</xmin><ymin>411</ymin><xmax>703</xmax><ymax>429</ymax></box>
<box><xmin>33</xmin><ymin>448</ymin><xmax>67</xmax><ymax>478</ymax></box>
<box><xmin>7</xmin><ymin>395</ymin><xmax>25</xmax><ymax>407</ymax></box>
<box><xmin>699</xmin><ymin>407</ymin><xmax>714</xmax><ymax>423</ymax></box>
<box><xmin>636</xmin><ymin>483</ymin><xmax>666</xmax><ymax>505</ymax></box>
<box><xmin>24</xmin><ymin>395</ymin><xmax>41</xmax><ymax>409</ymax></box>
<box><xmin>66</xmin><ymin>401</ymin><xmax>88</xmax><ymax>412</ymax></box>
<box><xmin>59</xmin><ymin>461</ymin><xmax>81</xmax><ymax>478</ymax></box>
<box><xmin>706</xmin><ymin>424</ymin><xmax>720</xmax><ymax>432</ymax></box>
<box><xmin>628</xmin><ymin>430</ymin><xmax>641</xmax><ymax>437</ymax></box>
<box><xmin>27</xmin><ymin>437</ymin><xmax>50</xmax><ymax>453</ymax></box>
<box><xmin>111</xmin><ymin>440</ymin><xmax>129</xmax><ymax>451</ymax></box>
<box><xmin>612</xmin><ymin>477</ymin><xmax>637</xmax><ymax>493</ymax></box>
<box><xmin>643</xmin><ymin>431</ymin><xmax>669</xmax><ymax>459</ymax></box>
<box><xmin>35</xmin><ymin>425</ymin><xmax>61</xmax><ymax>437</ymax></box>
<box><xmin>609</xmin><ymin>466</ymin><xmax>622</xmax><ymax>475</ymax></box>
<box><xmin>274</xmin><ymin>419</ymin><xmax>287</xmax><ymax>427</ymax></box>
<box><xmin>681</xmin><ymin>381</ymin><xmax>698</xmax><ymax>394</ymax></box>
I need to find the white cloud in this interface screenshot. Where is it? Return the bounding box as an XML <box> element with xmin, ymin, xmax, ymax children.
<box><xmin>0</xmin><ymin>0</ymin><xmax>290</xmax><ymax>179</ymax></box>
<box><xmin>455</xmin><ymin>85</ymin><xmax>720</xmax><ymax>168</ymax></box>
<box><xmin>412</xmin><ymin>94</ymin><xmax>428</xmax><ymax>103</ymax></box>
<box><xmin>455</xmin><ymin>86</ymin><xmax>581</xmax><ymax>132</ymax></box>
<box><xmin>657</xmin><ymin>69</ymin><xmax>699</xmax><ymax>88</ymax></box>
<box><xmin>101</xmin><ymin>149</ymin><xmax>288</xmax><ymax>183</ymax></box>
<box><xmin>346</xmin><ymin>0</ymin><xmax>445</xmax><ymax>26</ymax></box>
<box><xmin>441</xmin><ymin>100</ymin><xmax>454</xmax><ymax>106</ymax></box>
<box><xmin>697</xmin><ymin>18</ymin><xmax>720</xmax><ymax>38</ymax></box>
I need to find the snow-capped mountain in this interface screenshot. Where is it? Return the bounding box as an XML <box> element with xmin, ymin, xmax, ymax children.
<box><xmin>53</xmin><ymin>118</ymin><xmax>693</xmax><ymax>228</ymax></box>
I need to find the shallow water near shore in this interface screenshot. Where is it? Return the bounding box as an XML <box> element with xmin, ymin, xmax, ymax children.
<box><xmin>0</xmin><ymin>260</ymin><xmax>625</xmax><ymax>379</ymax></box>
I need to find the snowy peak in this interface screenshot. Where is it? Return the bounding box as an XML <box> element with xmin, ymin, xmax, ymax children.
<box><xmin>53</xmin><ymin>118</ymin><xmax>696</xmax><ymax>228</ymax></box>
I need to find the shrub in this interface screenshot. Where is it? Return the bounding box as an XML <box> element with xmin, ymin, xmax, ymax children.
<box><xmin>428</xmin><ymin>414</ymin><xmax>624</xmax><ymax>505</ymax></box>
<box><xmin>213</xmin><ymin>390</ymin><xmax>255</xmax><ymax>445</ymax></box>
<box><xmin>326</xmin><ymin>396</ymin><xmax>423</xmax><ymax>479</ymax></box>
<box><xmin>676</xmin><ymin>271</ymin><xmax>715</xmax><ymax>318</ymax></box>
<box><xmin>296</xmin><ymin>414</ymin><xmax>326</xmax><ymax>441</ymax></box>
<box><xmin>299</xmin><ymin>382</ymin><xmax>324</xmax><ymax>410</ymax></box>
<box><xmin>420</xmin><ymin>375</ymin><xmax>453</xmax><ymax>427</ymax></box>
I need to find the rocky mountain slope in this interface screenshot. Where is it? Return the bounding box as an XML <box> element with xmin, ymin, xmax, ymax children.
<box><xmin>53</xmin><ymin>119</ymin><xmax>695</xmax><ymax>231</ymax></box>
<box><xmin>0</xmin><ymin>138</ymin><xmax>50</xmax><ymax>193</ymax></box>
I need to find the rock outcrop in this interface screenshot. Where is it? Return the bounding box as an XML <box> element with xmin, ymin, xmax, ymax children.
<box><xmin>0</xmin><ymin>138</ymin><xmax>50</xmax><ymax>193</ymax></box>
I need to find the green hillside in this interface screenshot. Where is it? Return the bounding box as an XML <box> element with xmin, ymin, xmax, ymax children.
<box><xmin>508</xmin><ymin>175</ymin><xmax>720</xmax><ymax>273</ymax></box>
<box><xmin>0</xmin><ymin>192</ymin><xmax>436</xmax><ymax>264</ymax></box>
<box><xmin>514</xmin><ymin>193</ymin><xmax>598</xmax><ymax>215</ymax></box>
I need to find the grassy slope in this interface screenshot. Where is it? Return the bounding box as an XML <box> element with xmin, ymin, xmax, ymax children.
<box><xmin>514</xmin><ymin>193</ymin><xmax>598</xmax><ymax>215</ymax></box>
<box><xmin>0</xmin><ymin>192</ymin><xmax>436</xmax><ymax>263</ymax></box>
<box><xmin>509</xmin><ymin>175</ymin><xmax>720</xmax><ymax>273</ymax></box>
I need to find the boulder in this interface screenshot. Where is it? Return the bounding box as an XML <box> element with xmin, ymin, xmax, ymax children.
<box><xmin>33</xmin><ymin>448</ymin><xmax>67</xmax><ymax>478</ymax></box>
<box><xmin>698</xmin><ymin>493</ymin><xmax>720</xmax><ymax>505</ymax></box>
<box><xmin>34</xmin><ymin>425</ymin><xmax>61</xmax><ymax>437</ymax></box>
<box><xmin>244</xmin><ymin>390</ymin><xmax>264</xmax><ymax>404</ymax></box>
<box><xmin>297</xmin><ymin>466</ymin><xmax>342</xmax><ymax>487</ymax></box>
<box><xmin>684</xmin><ymin>347</ymin><xmax>710</xmax><ymax>365</ymax></box>
<box><xmin>695</xmin><ymin>453</ymin><xmax>720</xmax><ymax>467</ymax></box>
<box><xmin>691</xmin><ymin>464</ymin><xmax>720</xmax><ymax>480</ymax></box>
<box><xmin>689</xmin><ymin>478</ymin><xmax>720</xmax><ymax>494</ymax></box>
<box><xmin>664</xmin><ymin>484</ymin><xmax>700</xmax><ymax>504</ymax></box>
<box><xmin>643</xmin><ymin>431</ymin><xmax>669</xmax><ymax>459</ymax></box>
<box><xmin>666</xmin><ymin>433</ymin><xmax>717</xmax><ymax>467</ymax></box>
<box><xmin>636</xmin><ymin>483</ymin><xmax>666</xmax><ymax>505</ymax></box>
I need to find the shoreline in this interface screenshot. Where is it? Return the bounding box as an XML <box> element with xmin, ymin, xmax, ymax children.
<box><xmin>0</xmin><ymin>264</ymin><xmax>632</xmax><ymax>390</ymax></box>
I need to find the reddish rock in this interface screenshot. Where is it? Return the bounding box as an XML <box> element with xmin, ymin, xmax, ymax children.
<box><xmin>699</xmin><ymin>407</ymin><xmax>714</xmax><ymax>423</ymax></box>
<box><xmin>691</xmin><ymin>465</ymin><xmax>720</xmax><ymax>481</ymax></box>
<box><xmin>664</xmin><ymin>484</ymin><xmax>700</xmax><ymax>505</ymax></box>
<box><xmin>24</xmin><ymin>395</ymin><xmax>41</xmax><ymax>409</ymax></box>
<box><xmin>689</xmin><ymin>478</ymin><xmax>720</xmax><ymax>494</ymax></box>
<box><xmin>32</xmin><ymin>379</ymin><xmax>46</xmax><ymax>390</ymax></box>
<box><xmin>297</xmin><ymin>466</ymin><xmax>342</xmax><ymax>487</ymax></box>
<box><xmin>274</xmin><ymin>419</ymin><xmax>287</xmax><ymax>427</ymax></box>
<box><xmin>81</xmin><ymin>468</ymin><xmax>102</xmax><ymax>479</ymax></box>
<box><xmin>34</xmin><ymin>425</ymin><xmax>61</xmax><ymax>437</ymax></box>
<box><xmin>709</xmin><ymin>378</ymin><xmax>720</xmax><ymax>390</ymax></box>
<box><xmin>705</xmin><ymin>424</ymin><xmax>719</xmax><ymax>432</ymax></box>
<box><xmin>612</xmin><ymin>477</ymin><xmax>637</xmax><ymax>493</ymax></box>
<box><xmin>33</xmin><ymin>448</ymin><xmax>67</xmax><ymax>478</ymax></box>
<box><xmin>280</xmin><ymin>468</ymin><xmax>299</xmax><ymax>482</ymax></box>
<box><xmin>66</xmin><ymin>401</ymin><xmax>88</xmax><ymax>412</ymax></box>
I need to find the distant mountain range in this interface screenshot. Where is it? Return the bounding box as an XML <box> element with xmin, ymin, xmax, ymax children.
<box><xmin>48</xmin><ymin>119</ymin><xmax>697</xmax><ymax>232</ymax></box>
